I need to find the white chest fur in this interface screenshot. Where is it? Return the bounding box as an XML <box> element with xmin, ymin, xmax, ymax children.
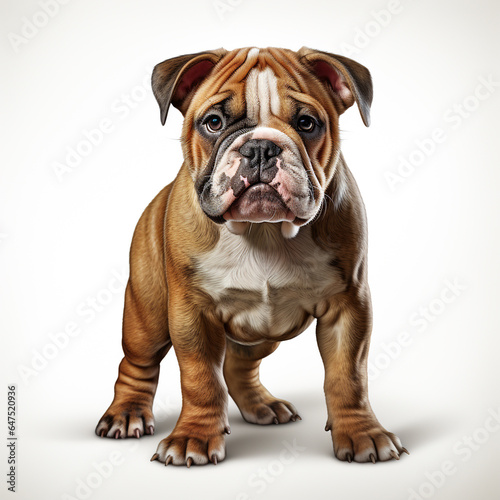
<box><xmin>194</xmin><ymin>224</ymin><xmax>345</xmax><ymax>342</ymax></box>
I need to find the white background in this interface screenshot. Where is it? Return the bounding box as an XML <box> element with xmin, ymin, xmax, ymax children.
<box><xmin>1</xmin><ymin>0</ymin><xmax>499</xmax><ymax>499</ymax></box>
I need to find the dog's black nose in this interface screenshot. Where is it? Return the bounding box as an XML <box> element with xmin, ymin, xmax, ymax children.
<box><xmin>238</xmin><ymin>139</ymin><xmax>282</xmax><ymax>183</ymax></box>
<box><xmin>238</xmin><ymin>139</ymin><xmax>281</xmax><ymax>166</ymax></box>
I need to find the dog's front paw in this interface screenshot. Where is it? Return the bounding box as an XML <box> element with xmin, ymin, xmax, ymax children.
<box><xmin>328</xmin><ymin>414</ymin><xmax>408</xmax><ymax>463</ymax></box>
<box><xmin>95</xmin><ymin>402</ymin><xmax>155</xmax><ymax>439</ymax></box>
<box><xmin>151</xmin><ymin>426</ymin><xmax>226</xmax><ymax>466</ymax></box>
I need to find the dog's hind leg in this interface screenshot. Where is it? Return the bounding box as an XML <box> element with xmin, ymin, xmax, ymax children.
<box><xmin>224</xmin><ymin>339</ymin><xmax>301</xmax><ymax>425</ymax></box>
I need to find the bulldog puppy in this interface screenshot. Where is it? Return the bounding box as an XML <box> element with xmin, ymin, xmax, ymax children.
<box><xmin>96</xmin><ymin>47</ymin><xmax>407</xmax><ymax>466</ymax></box>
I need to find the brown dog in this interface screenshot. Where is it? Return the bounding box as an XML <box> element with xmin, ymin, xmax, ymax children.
<box><xmin>95</xmin><ymin>47</ymin><xmax>407</xmax><ymax>466</ymax></box>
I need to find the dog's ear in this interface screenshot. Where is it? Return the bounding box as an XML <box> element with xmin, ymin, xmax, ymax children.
<box><xmin>152</xmin><ymin>49</ymin><xmax>227</xmax><ymax>125</ymax></box>
<box><xmin>297</xmin><ymin>47</ymin><xmax>373</xmax><ymax>126</ymax></box>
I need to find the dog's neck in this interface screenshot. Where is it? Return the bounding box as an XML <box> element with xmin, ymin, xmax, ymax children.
<box><xmin>236</xmin><ymin>222</ymin><xmax>288</xmax><ymax>249</ymax></box>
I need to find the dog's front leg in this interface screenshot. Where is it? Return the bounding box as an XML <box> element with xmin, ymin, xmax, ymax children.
<box><xmin>316</xmin><ymin>289</ymin><xmax>407</xmax><ymax>463</ymax></box>
<box><xmin>152</xmin><ymin>291</ymin><xmax>228</xmax><ymax>467</ymax></box>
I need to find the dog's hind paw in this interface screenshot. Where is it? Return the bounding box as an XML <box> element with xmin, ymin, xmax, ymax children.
<box><xmin>240</xmin><ymin>397</ymin><xmax>301</xmax><ymax>425</ymax></box>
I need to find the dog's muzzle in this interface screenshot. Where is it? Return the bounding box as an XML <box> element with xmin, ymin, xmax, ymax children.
<box><xmin>223</xmin><ymin>139</ymin><xmax>293</xmax><ymax>223</ymax></box>
<box><xmin>197</xmin><ymin>126</ymin><xmax>318</xmax><ymax>236</ymax></box>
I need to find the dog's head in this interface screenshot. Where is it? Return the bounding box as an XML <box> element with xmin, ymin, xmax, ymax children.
<box><xmin>152</xmin><ymin>47</ymin><xmax>372</xmax><ymax>238</ymax></box>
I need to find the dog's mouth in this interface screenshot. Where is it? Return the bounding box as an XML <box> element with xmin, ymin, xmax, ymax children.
<box><xmin>222</xmin><ymin>183</ymin><xmax>295</xmax><ymax>223</ymax></box>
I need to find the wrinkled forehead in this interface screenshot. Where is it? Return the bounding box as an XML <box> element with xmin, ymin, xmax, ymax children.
<box><xmin>192</xmin><ymin>47</ymin><xmax>328</xmax><ymax>123</ymax></box>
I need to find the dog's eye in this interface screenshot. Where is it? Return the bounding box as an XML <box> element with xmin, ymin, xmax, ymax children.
<box><xmin>205</xmin><ymin>115</ymin><xmax>223</xmax><ymax>133</ymax></box>
<box><xmin>297</xmin><ymin>115</ymin><xmax>316</xmax><ymax>133</ymax></box>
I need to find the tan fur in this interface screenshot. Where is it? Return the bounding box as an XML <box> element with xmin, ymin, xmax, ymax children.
<box><xmin>96</xmin><ymin>47</ymin><xmax>405</xmax><ymax>466</ymax></box>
